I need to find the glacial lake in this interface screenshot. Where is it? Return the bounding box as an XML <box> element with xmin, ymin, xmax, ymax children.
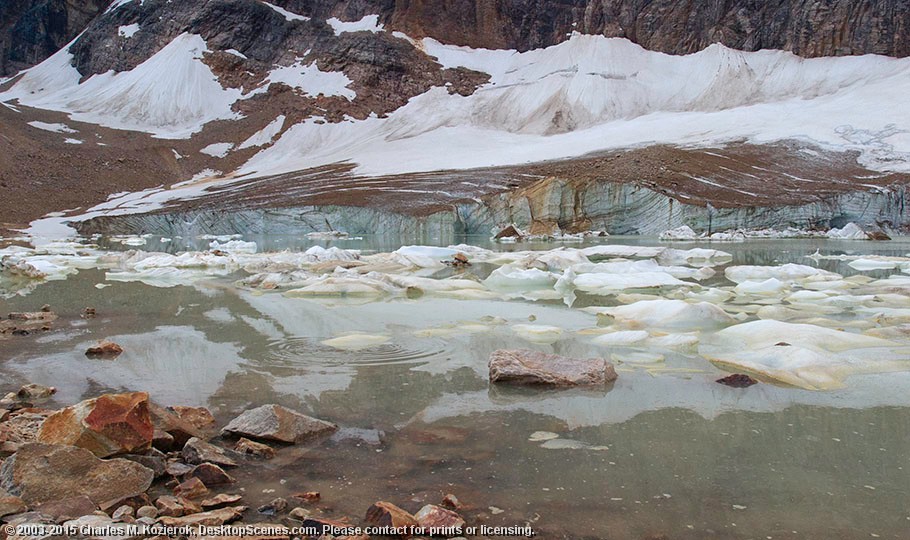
<box><xmin>2</xmin><ymin>235</ymin><xmax>909</xmax><ymax>539</ymax></box>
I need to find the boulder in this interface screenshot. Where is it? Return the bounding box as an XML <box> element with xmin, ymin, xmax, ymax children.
<box><xmin>37</xmin><ymin>392</ymin><xmax>153</xmax><ymax>457</ymax></box>
<box><xmin>182</xmin><ymin>437</ymin><xmax>239</xmax><ymax>467</ymax></box>
<box><xmin>415</xmin><ymin>504</ymin><xmax>466</xmax><ymax>531</ymax></box>
<box><xmin>365</xmin><ymin>501</ymin><xmax>418</xmax><ymax>530</ymax></box>
<box><xmin>0</xmin><ymin>443</ymin><xmax>154</xmax><ymax>506</ymax></box>
<box><xmin>186</xmin><ymin>463</ymin><xmax>235</xmax><ymax>486</ymax></box>
<box><xmin>489</xmin><ymin>349</ymin><xmax>618</xmax><ymax>386</ymax></box>
<box><xmin>221</xmin><ymin>405</ymin><xmax>337</xmax><ymax>444</ymax></box>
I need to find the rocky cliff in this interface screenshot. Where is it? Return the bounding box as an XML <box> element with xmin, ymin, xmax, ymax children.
<box><xmin>3</xmin><ymin>0</ymin><xmax>908</xmax><ymax>78</ymax></box>
<box><xmin>0</xmin><ymin>0</ymin><xmax>109</xmax><ymax>76</ymax></box>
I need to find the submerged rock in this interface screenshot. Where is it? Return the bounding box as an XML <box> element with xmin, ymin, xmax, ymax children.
<box><xmin>37</xmin><ymin>391</ymin><xmax>153</xmax><ymax>457</ymax></box>
<box><xmin>234</xmin><ymin>437</ymin><xmax>276</xmax><ymax>458</ymax></box>
<box><xmin>716</xmin><ymin>374</ymin><xmax>759</xmax><ymax>388</ymax></box>
<box><xmin>221</xmin><ymin>404</ymin><xmax>337</xmax><ymax>444</ymax></box>
<box><xmin>489</xmin><ymin>349</ymin><xmax>618</xmax><ymax>386</ymax></box>
<box><xmin>85</xmin><ymin>340</ymin><xmax>124</xmax><ymax>359</ymax></box>
<box><xmin>0</xmin><ymin>443</ymin><xmax>154</xmax><ymax>506</ymax></box>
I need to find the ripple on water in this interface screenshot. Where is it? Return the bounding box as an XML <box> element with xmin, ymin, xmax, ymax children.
<box><xmin>263</xmin><ymin>336</ymin><xmax>450</xmax><ymax>368</ymax></box>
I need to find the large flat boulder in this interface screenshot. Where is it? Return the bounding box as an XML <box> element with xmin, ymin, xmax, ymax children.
<box><xmin>221</xmin><ymin>405</ymin><xmax>337</xmax><ymax>444</ymax></box>
<box><xmin>489</xmin><ymin>349</ymin><xmax>618</xmax><ymax>386</ymax></box>
<box><xmin>0</xmin><ymin>443</ymin><xmax>154</xmax><ymax>506</ymax></box>
<box><xmin>37</xmin><ymin>392</ymin><xmax>153</xmax><ymax>457</ymax></box>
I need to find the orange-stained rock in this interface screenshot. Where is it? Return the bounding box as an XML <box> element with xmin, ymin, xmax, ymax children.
<box><xmin>365</xmin><ymin>501</ymin><xmax>418</xmax><ymax>531</ymax></box>
<box><xmin>37</xmin><ymin>392</ymin><xmax>153</xmax><ymax>457</ymax></box>
<box><xmin>85</xmin><ymin>340</ymin><xmax>123</xmax><ymax>358</ymax></box>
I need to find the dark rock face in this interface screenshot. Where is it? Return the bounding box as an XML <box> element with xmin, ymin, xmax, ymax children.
<box><xmin>0</xmin><ymin>0</ymin><xmax>109</xmax><ymax>76</ymax></box>
<box><xmin>3</xmin><ymin>0</ymin><xmax>907</xmax><ymax>80</ymax></box>
<box><xmin>383</xmin><ymin>0</ymin><xmax>909</xmax><ymax>58</ymax></box>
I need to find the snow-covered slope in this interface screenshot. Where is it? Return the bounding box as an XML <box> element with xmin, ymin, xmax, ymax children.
<box><xmin>0</xmin><ymin>33</ymin><xmax>242</xmax><ymax>139</ymax></box>
<box><xmin>3</xmin><ymin>31</ymin><xmax>909</xmax><ymax>179</ymax></box>
<box><xmin>240</xmin><ymin>34</ymin><xmax>910</xmax><ymax>177</ymax></box>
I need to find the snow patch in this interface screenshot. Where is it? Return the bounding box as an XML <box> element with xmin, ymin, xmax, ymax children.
<box><xmin>200</xmin><ymin>142</ymin><xmax>234</xmax><ymax>158</ymax></box>
<box><xmin>64</xmin><ymin>138</ymin><xmax>83</xmax><ymax>145</ymax></box>
<box><xmin>327</xmin><ymin>15</ymin><xmax>383</xmax><ymax>35</ymax></box>
<box><xmin>262</xmin><ymin>1</ymin><xmax>309</xmax><ymax>22</ymax></box>
<box><xmin>238</xmin><ymin>115</ymin><xmax>285</xmax><ymax>149</ymax></box>
<box><xmin>27</xmin><ymin>121</ymin><xmax>78</xmax><ymax>133</ymax></box>
<box><xmin>262</xmin><ymin>61</ymin><xmax>355</xmax><ymax>100</ymax></box>
<box><xmin>118</xmin><ymin>24</ymin><xmax>140</xmax><ymax>38</ymax></box>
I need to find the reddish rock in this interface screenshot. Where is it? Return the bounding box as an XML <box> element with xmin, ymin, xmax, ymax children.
<box><xmin>85</xmin><ymin>340</ymin><xmax>123</xmax><ymax>359</ymax></box>
<box><xmin>415</xmin><ymin>504</ymin><xmax>466</xmax><ymax>532</ymax></box>
<box><xmin>292</xmin><ymin>491</ymin><xmax>320</xmax><ymax>503</ymax></box>
<box><xmin>173</xmin><ymin>477</ymin><xmax>209</xmax><ymax>499</ymax></box>
<box><xmin>182</xmin><ymin>437</ymin><xmax>239</xmax><ymax>468</ymax></box>
<box><xmin>234</xmin><ymin>437</ymin><xmax>275</xmax><ymax>459</ymax></box>
<box><xmin>716</xmin><ymin>374</ymin><xmax>758</xmax><ymax>388</ymax></box>
<box><xmin>34</xmin><ymin>496</ymin><xmax>97</xmax><ymax>523</ymax></box>
<box><xmin>187</xmin><ymin>463</ymin><xmax>235</xmax><ymax>486</ymax></box>
<box><xmin>0</xmin><ymin>495</ymin><xmax>26</xmax><ymax>518</ymax></box>
<box><xmin>221</xmin><ymin>404</ymin><xmax>337</xmax><ymax>444</ymax></box>
<box><xmin>0</xmin><ymin>443</ymin><xmax>153</xmax><ymax>506</ymax></box>
<box><xmin>169</xmin><ymin>406</ymin><xmax>215</xmax><ymax>432</ymax></box>
<box><xmin>150</xmin><ymin>404</ymin><xmax>206</xmax><ymax>448</ymax></box>
<box><xmin>37</xmin><ymin>392</ymin><xmax>153</xmax><ymax>457</ymax></box>
<box><xmin>489</xmin><ymin>349</ymin><xmax>617</xmax><ymax>386</ymax></box>
<box><xmin>98</xmin><ymin>493</ymin><xmax>152</xmax><ymax>514</ymax></box>
<box><xmin>155</xmin><ymin>496</ymin><xmax>188</xmax><ymax>517</ymax></box>
<box><xmin>201</xmin><ymin>493</ymin><xmax>243</xmax><ymax>508</ymax></box>
<box><xmin>365</xmin><ymin>501</ymin><xmax>418</xmax><ymax>531</ymax></box>
<box><xmin>156</xmin><ymin>505</ymin><xmax>247</xmax><ymax>527</ymax></box>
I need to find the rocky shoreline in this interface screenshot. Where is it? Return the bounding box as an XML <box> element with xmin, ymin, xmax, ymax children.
<box><xmin>0</xmin><ymin>381</ymin><xmax>475</xmax><ymax>540</ymax></box>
